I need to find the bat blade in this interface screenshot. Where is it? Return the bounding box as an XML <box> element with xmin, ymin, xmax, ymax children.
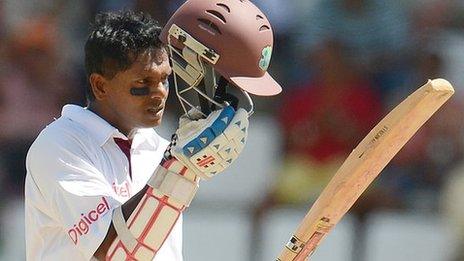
<box><xmin>276</xmin><ymin>79</ymin><xmax>454</xmax><ymax>261</ymax></box>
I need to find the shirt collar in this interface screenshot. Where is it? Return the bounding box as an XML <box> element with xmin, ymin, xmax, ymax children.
<box><xmin>61</xmin><ymin>104</ymin><xmax>128</xmax><ymax>146</ymax></box>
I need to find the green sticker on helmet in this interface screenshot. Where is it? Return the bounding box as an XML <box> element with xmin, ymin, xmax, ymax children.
<box><xmin>259</xmin><ymin>46</ymin><xmax>272</xmax><ymax>71</ymax></box>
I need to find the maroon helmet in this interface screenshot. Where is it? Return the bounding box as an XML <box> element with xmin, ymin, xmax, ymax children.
<box><xmin>161</xmin><ymin>0</ymin><xmax>282</xmax><ymax>115</ymax></box>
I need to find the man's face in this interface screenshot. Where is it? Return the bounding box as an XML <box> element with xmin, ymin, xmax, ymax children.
<box><xmin>99</xmin><ymin>49</ymin><xmax>171</xmax><ymax>135</ymax></box>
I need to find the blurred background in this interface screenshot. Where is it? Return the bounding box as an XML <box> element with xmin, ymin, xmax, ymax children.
<box><xmin>1</xmin><ymin>0</ymin><xmax>464</xmax><ymax>260</ymax></box>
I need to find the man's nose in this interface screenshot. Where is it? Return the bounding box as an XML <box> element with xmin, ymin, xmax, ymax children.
<box><xmin>149</xmin><ymin>82</ymin><xmax>168</xmax><ymax>99</ymax></box>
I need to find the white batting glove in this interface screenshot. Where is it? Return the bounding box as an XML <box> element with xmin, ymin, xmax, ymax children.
<box><xmin>169</xmin><ymin>106</ymin><xmax>249</xmax><ymax>180</ymax></box>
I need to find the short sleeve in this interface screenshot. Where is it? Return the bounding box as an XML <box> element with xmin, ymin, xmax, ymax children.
<box><xmin>27</xmin><ymin>132</ymin><xmax>120</xmax><ymax>260</ymax></box>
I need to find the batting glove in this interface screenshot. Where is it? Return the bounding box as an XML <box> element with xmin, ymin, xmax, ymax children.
<box><xmin>168</xmin><ymin>106</ymin><xmax>249</xmax><ymax>180</ymax></box>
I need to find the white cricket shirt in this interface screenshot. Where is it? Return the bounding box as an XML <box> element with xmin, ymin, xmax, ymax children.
<box><xmin>25</xmin><ymin>104</ymin><xmax>183</xmax><ymax>261</ymax></box>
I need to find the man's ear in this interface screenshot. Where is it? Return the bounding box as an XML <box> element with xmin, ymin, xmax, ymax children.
<box><xmin>89</xmin><ymin>73</ymin><xmax>109</xmax><ymax>101</ymax></box>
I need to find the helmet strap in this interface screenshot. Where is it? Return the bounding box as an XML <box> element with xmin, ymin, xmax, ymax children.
<box><xmin>213</xmin><ymin>77</ymin><xmax>239</xmax><ymax>111</ymax></box>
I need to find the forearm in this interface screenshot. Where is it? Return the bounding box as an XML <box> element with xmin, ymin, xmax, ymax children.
<box><xmin>96</xmin><ymin>159</ymin><xmax>199</xmax><ymax>260</ymax></box>
<box><xmin>94</xmin><ymin>185</ymin><xmax>148</xmax><ymax>259</ymax></box>
<box><xmin>121</xmin><ymin>185</ymin><xmax>149</xmax><ymax>219</ymax></box>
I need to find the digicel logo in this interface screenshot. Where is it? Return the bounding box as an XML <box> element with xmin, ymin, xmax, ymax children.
<box><xmin>68</xmin><ymin>197</ymin><xmax>110</xmax><ymax>245</ymax></box>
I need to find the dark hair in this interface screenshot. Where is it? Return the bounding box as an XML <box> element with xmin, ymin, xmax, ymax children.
<box><xmin>84</xmin><ymin>11</ymin><xmax>165</xmax><ymax>102</ymax></box>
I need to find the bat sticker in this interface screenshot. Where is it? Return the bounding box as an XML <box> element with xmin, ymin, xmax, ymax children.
<box><xmin>316</xmin><ymin>217</ymin><xmax>333</xmax><ymax>233</ymax></box>
<box><xmin>285</xmin><ymin>235</ymin><xmax>305</xmax><ymax>253</ymax></box>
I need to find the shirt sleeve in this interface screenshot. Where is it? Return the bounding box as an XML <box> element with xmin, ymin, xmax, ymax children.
<box><xmin>27</xmin><ymin>132</ymin><xmax>120</xmax><ymax>260</ymax></box>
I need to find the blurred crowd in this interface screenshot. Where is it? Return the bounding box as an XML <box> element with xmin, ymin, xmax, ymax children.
<box><xmin>1</xmin><ymin>0</ymin><xmax>464</xmax><ymax>260</ymax></box>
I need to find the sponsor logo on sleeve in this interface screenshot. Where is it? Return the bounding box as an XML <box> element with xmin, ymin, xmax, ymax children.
<box><xmin>67</xmin><ymin>196</ymin><xmax>110</xmax><ymax>245</ymax></box>
<box><xmin>112</xmin><ymin>181</ymin><xmax>131</xmax><ymax>198</ymax></box>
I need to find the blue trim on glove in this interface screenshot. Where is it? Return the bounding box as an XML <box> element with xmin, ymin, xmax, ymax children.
<box><xmin>182</xmin><ymin>106</ymin><xmax>235</xmax><ymax>157</ymax></box>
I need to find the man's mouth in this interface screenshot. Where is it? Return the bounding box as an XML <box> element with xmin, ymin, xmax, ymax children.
<box><xmin>147</xmin><ymin>106</ymin><xmax>164</xmax><ymax>115</ymax></box>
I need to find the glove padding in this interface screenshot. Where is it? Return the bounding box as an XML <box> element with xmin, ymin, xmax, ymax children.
<box><xmin>170</xmin><ymin>106</ymin><xmax>249</xmax><ymax>180</ymax></box>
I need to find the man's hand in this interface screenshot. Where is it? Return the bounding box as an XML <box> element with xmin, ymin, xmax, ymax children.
<box><xmin>169</xmin><ymin>106</ymin><xmax>249</xmax><ymax>180</ymax></box>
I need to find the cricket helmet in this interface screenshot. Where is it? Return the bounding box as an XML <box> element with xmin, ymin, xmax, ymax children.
<box><xmin>160</xmin><ymin>0</ymin><xmax>282</xmax><ymax>116</ymax></box>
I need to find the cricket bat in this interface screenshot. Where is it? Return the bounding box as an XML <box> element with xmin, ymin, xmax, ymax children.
<box><xmin>276</xmin><ymin>78</ymin><xmax>455</xmax><ymax>261</ymax></box>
